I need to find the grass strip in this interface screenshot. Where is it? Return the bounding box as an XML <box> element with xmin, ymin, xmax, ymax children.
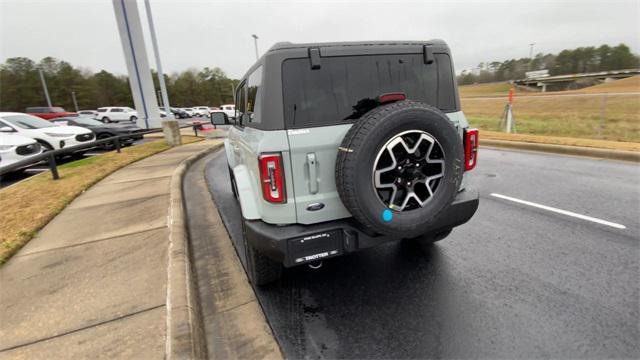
<box><xmin>481</xmin><ymin>130</ymin><xmax>640</xmax><ymax>152</ymax></box>
<box><xmin>0</xmin><ymin>136</ymin><xmax>202</xmax><ymax>264</ymax></box>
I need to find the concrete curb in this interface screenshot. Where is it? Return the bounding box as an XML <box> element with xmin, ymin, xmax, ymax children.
<box><xmin>166</xmin><ymin>142</ymin><xmax>223</xmax><ymax>359</ymax></box>
<box><xmin>481</xmin><ymin>139</ymin><xmax>640</xmax><ymax>162</ymax></box>
<box><xmin>184</xmin><ymin>151</ymin><xmax>284</xmax><ymax>359</ymax></box>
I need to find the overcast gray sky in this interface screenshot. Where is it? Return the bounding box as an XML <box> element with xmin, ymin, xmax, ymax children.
<box><xmin>1</xmin><ymin>0</ymin><xmax>639</xmax><ymax>79</ymax></box>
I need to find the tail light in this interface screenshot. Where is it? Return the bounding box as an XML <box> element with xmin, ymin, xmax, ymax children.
<box><xmin>377</xmin><ymin>92</ymin><xmax>406</xmax><ymax>104</ymax></box>
<box><xmin>464</xmin><ymin>128</ymin><xmax>479</xmax><ymax>171</ymax></box>
<box><xmin>259</xmin><ymin>153</ymin><xmax>286</xmax><ymax>203</ymax></box>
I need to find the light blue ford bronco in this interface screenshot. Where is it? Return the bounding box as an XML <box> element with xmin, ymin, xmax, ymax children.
<box><xmin>220</xmin><ymin>40</ymin><xmax>479</xmax><ymax>286</ymax></box>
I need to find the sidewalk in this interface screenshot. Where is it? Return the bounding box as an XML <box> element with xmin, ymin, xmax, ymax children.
<box><xmin>0</xmin><ymin>139</ymin><xmax>219</xmax><ymax>358</ymax></box>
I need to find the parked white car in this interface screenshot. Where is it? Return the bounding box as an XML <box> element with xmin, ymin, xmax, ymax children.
<box><xmin>192</xmin><ymin>106</ymin><xmax>210</xmax><ymax>117</ymax></box>
<box><xmin>0</xmin><ymin>112</ymin><xmax>95</xmax><ymax>151</ymax></box>
<box><xmin>182</xmin><ymin>108</ymin><xmax>195</xmax><ymax>117</ymax></box>
<box><xmin>0</xmin><ymin>133</ymin><xmax>43</xmax><ymax>172</ymax></box>
<box><xmin>219</xmin><ymin>104</ymin><xmax>236</xmax><ymax>119</ymax></box>
<box><xmin>96</xmin><ymin>107</ymin><xmax>138</xmax><ymax>123</ymax></box>
<box><xmin>77</xmin><ymin>110</ymin><xmax>98</xmax><ymax>118</ymax></box>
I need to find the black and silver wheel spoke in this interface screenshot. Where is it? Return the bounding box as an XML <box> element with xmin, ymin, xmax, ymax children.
<box><xmin>373</xmin><ymin>130</ymin><xmax>445</xmax><ymax>211</ymax></box>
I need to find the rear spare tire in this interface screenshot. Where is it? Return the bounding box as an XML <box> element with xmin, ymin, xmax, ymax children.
<box><xmin>335</xmin><ymin>101</ymin><xmax>464</xmax><ymax>238</ymax></box>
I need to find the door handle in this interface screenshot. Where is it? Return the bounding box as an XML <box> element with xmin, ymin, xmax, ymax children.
<box><xmin>307</xmin><ymin>153</ymin><xmax>318</xmax><ymax>194</ymax></box>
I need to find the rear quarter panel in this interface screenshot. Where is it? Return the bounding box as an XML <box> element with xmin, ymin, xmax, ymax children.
<box><xmin>228</xmin><ymin>126</ymin><xmax>297</xmax><ymax>224</ymax></box>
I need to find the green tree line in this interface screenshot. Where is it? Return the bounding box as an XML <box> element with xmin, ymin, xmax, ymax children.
<box><xmin>0</xmin><ymin>56</ymin><xmax>239</xmax><ymax>112</ymax></box>
<box><xmin>458</xmin><ymin>43</ymin><xmax>640</xmax><ymax>85</ymax></box>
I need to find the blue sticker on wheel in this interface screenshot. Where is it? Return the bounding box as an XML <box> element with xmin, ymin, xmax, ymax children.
<box><xmin>382</xmin><ymin>209</ymin><xmax>393</xmax><ymax>222</ymax></box>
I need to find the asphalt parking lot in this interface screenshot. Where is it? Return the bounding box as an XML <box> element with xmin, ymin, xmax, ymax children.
<box><xmin>200</xmin><ymin>147</ymin><xmax>639</xmax><ymax>359</ymax></box>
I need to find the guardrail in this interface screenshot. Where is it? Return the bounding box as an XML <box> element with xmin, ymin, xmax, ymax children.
<box><xmin>0</xmin><ymin>123</ymin><xmax>200</xmax><ymax>180</ymax></box>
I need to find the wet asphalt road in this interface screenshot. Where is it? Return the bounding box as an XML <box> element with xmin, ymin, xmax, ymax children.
<box><xmin>203</xmin><ymin>148</ymin><xmax>639</xmax><ymax>359</ymax></box>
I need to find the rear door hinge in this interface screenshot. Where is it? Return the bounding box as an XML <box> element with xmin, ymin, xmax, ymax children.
<box><xmin>423</xmin><ymin>45</ymin><xmax>434</xmax><ymax>64</ymax></box>
<box><xmin>308</xmin><ymin>47</ymin><xmax>321</xmax><ymax>70</ymax></box>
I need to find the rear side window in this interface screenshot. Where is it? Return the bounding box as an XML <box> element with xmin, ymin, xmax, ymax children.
<box><xmin>235</xmin><ymin>82</ymin><xmax>247</xmax><ymax>125</ymax></box>
<box><xmin>111</xmin><ymin>108</ymin><xmax>123</xmax><ymax>112</ymax></box>
<box><xmin>435</xmin><ymin>53</ymin><xmax>456</xmax><ymax>111</ymax></box>
<box><xmin>282</xmin><ymin>54</ymin><xmax>456</xmax><ymax>129</ymax></box>
<box><xmin>245</xmin><ymin>66</ymin><xmax>263</xmax><ymax>125</ymax></box>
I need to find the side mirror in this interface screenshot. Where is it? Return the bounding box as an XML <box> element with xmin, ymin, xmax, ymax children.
<box><xmin>210</xmin><ymin>112</ymin><xmax>228</xmax><ymax>125</ymax></box>
<box><xmin>0</xmin><ymin>126</ymin><xmax>15</xmax><ymax>133</ymax></box>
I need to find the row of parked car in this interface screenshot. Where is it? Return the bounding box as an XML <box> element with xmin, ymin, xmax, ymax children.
<box><xmin>26</xmin><ymin>104</ymin><xmax>236</xmax><ymax>123</ymax></box>
<box><xmin>0</xmin><ymin>111</ymin><xmax>144</xmax><ymax>172</ymax></box>
<box><xmin>1</xmin><ymin>103</ymin><xmax>237</xmax><ymax>173</ymax></box>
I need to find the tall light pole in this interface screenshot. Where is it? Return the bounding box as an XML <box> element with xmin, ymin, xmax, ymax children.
<box><xmin>252</xmin><ymin>34</ymin><xmax>259</xmax><ymax>60</ymax></box>
<box><xmin>71</xmin><ymin>91</ymin><xmax>79</xmax><ymax>112</ymax></box>
<box><xmin>145</xmin><ymin>0</ymin><xmax>173</xmax><ymax>119</ymax></box>
<box><xmin>38</xmin><ymin>68</ymin><xmax>52</xmax><ymax>107</ymax></box>
<box><xmin>231</xmin><ymin>83</ymin><xmax>236</xmax><ymax>103</ymax></box>
<box><xmin>529</xmin><ymin>43</ymin><xmax>535</xmax><ymax>59</ymax></box>
<box><xmin>528</xmin><ymin>43</ymin><xmax>536</xmax><ymax>70</ymax></box>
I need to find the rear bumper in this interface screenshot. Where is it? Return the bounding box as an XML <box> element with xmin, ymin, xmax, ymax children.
<box><xmin>244</xmin><ymin>188</ymin><xmax>479</xmax><ymax>267</ymax></box>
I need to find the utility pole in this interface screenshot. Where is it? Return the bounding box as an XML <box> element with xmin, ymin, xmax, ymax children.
<box><xmin>38</xmin><ymin>68</ymin><xmax>52</xmax><ymax>108</ymax></box>
<box><xmin>252</xmin><ymin>34</ymin><xmax>259</xmax><ymax>60</ymax></box>
<box><xmin>145</xmin><ymin>0</ymin><xmax>173</xmax><ymax>119</ymax></box>
<box><xmin>71</xmin><ymin>91</ymin><xmax>79</xmax><ymax>112</ymax></box>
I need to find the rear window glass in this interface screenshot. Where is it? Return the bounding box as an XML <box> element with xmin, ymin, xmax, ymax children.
<box><xmin>282</xmin><ymin>53</ymin><xmax>457</xmax><ymax>129</ymax></box>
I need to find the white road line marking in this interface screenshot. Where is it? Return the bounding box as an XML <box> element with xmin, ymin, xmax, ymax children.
<box><xmin>490</xmin><ymin>193</ymin><xmax>627</xmax><ymax>229</ymax></box>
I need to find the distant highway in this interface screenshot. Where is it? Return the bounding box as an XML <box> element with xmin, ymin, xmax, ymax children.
<box><xmin>462</xmin><ymin>91</ymin><xmax>640</xmax><ymax>100</ymax></box>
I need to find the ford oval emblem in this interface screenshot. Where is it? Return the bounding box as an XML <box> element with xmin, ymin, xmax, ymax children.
<box><xmin>306</xmin><ymin>203</ymin><xmax>325</xmax><ymax>211</ymax></box>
